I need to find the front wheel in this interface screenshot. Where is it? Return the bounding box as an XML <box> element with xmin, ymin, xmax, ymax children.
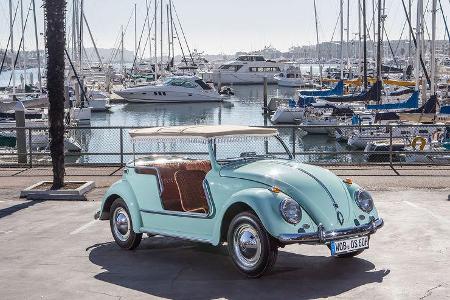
<box><xmin>109</xmin><ymin>198</ymin><xmax>142</xmax><ymax>250</ymax></box>
<box><xmin>227</xmin><ymin>212</ymin><xmax>278</xmax><ymax>278</ymax></box>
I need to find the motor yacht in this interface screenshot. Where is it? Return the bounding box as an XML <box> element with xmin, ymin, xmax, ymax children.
<box><xmin>206</xmin><ymin>55</ymin><xmax>282</xmax><ymax>85</ymax></box>
<box><xmin>114</xmin><ymin>76</ymin><xmax>223</xmax><ymax>103</ymax></box>
<box><xmin>274</xmin><ymin>64</ymin><xmax>315</xmax><ymax>88</ymax></box>
<box><xmin>87</xmin><ymin>90</ymin><xmax>111</xmax><ymax>112</ymax></box>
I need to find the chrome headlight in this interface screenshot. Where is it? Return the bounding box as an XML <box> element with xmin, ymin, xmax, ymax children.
<box><xmin>354</xmin><ymin>190</ymin><xmax>374</xmax><ymax>213</ymax></box>
<box><xmin>280</xmin><ymin>197</ymin><xmax>302</xmax><ymax>224</ymax></box>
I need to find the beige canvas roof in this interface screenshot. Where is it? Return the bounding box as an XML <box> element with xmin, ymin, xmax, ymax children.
<box><xmin>129</xmin><ymin>125</ymin><xmax>278</xmax><ymax>140</ymax></box>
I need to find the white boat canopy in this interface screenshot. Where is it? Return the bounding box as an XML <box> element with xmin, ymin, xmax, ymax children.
<box><xmin>129</xmin><ymin>125</ymin><xmax>278</xmax><ymax>142</ymax></box>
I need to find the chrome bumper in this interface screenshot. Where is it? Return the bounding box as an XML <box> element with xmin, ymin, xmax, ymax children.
<box><xmin>278</xmin><ymin>218</ymin><xmax>384</xmax><ymax>244</ymax></box>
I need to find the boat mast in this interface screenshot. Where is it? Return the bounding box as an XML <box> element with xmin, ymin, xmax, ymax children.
<box><xmin>83</xmin><ymin>13</ymin><xmax>103</xmax><ymax>70</ymax></box>
<box><xmin>376</xmin><ymin>0</ymin><xmax>382</xmax><ymax>103</ymax></box>
<box><xmin>134</xmin><ymin>3</ymin><xmax>137</xmax><ymax>60</ymax></box>
<box><xmin>20</xmin><ymin>0</ymin><xmax>26</xmax><ymax>90</ymax></box>
<box><xmin>372</xmin><ymin>0</ymin><xmax>376</xmax><ymax>62</ymax></box>
<box><xmin>154</xmin><ymin>0</ymin><xmax>158</xmax><ymax>77</ymax></box>
<box><xmin>31</xmin><ymin>0</ymin><xmax>42</xmax><ymax>92</ymax></box>
<box><xmin>363</xmin><ymin>0</ymin><xmax>368</xmax><ymax>90</ymax></box>
<box><xmin>170</xmin><ymin>0</ymin><xmax>174</xmax><ymax>65</ymax></box>
<box><xmin>346</xmin><ymin>0</ymin><xmax>350</xmax><ymax>74</ymax></box>
<box><xmin>408</xmin><ymin>0</ymin><xmax>412</xmax><ymax>63</ymax></box>
<box><xmin>146</xmin><ymin>0</ymin><xmax>152</xmax><ymax>72</ymax></box>
<box><xmin>166</xmin><ymin>3</ymin><xmax>170</xmax><ymax>67</ymax></box>
<box><xmin>9</xmin><ymin>0</ymin><xmax>16</xmax><ymax>94</ymax></box>
<box><xmin>160</xmin><ymin>0</ymin><xmax>163</xmax><ymax>70</ymax></box>
<box><xmin>358</xmin><ymin>0</ymin><xmax>362</xmax><ymax>86</ymax></box>
<box><xmin>415</xmin><ymin>0</ymin><xmax>423</xmax><ymax>92</ymax></box>
<box><xmin>79</xmin><ymin>0</ymin><xmax>84</xmax><ymax>74</ymax></box>
<box><xmin>313</xmin><ymin>0</ymin><xmax>322</xmax><ymax>85</ymax></box>
<box><xmin>340</xmin><ymin>0</ymin><xmax>344</xmax><ymax>79</ymax></box>
<box><xmin>120</xmin><ymin>25</ymin><xmax>124</xmax><ymax>75</ymax></box>
<box><xmin>430</xmin><ymin>0</ymin><xmax>437</xmax><ymax>96</ymax></box>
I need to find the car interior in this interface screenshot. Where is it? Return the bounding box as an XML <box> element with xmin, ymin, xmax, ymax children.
<box><xmin>135</xmin><ymin>159</ymin><xmax>212</xmax><ymax>214</ymax></box>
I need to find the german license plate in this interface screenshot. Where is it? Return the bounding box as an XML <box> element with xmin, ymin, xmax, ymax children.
<box><xmin>330</xmin><ymin>236</ymin><xmax>369</xmax><ymax>255</ymax></box>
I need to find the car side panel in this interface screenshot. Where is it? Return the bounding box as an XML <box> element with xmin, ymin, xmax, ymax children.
<box><xmin>100</xmin><ymin>179</ymin><xmax>143</xmax><ymax>233</ymax></box>
<box><xmin>210</xmin><ymin>188</ymin><xmax>318</xmax><ymax>245</ymax></box>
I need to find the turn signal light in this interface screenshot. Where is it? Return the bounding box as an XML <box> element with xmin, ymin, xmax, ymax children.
<box><xmin>343</xmin><ymin>178</ymin><xmax>353</xmax><ymax>185</ymax></box>
<box><xmin>271</xmin><ymin>186</ymin><xmax>281</xmax><ymax>193</ymax></box>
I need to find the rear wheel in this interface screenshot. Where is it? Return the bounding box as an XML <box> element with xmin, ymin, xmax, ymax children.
<box><xmin>109</xmin><ymin>198</ymin><xmax>142</xmax><ymax>250</ymax></box>
<box><xmin>227</xmin><ymin>212</ymin><xmax>278</xmax><ymax>278</ymax></box>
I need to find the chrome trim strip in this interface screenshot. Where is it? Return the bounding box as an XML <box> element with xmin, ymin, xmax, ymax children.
<box><xmin>139</xmin><ymin>227</ymin><xmax>214</xmax><ymax>244</ymax></box>
<box><xmin>278</xmin><ymin>218</ymin><xmax>384</xmax><ymax>244</ymax></box>
<box><xmin>140</xmin><ymin>208</ymin><xmax>213</xmax><ymax>219</ymax></box>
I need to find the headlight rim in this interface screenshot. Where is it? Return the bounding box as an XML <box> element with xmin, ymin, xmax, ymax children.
<box><xmin>279</xmin><ymin>196</ymin><xmax>302</xmax><ymax>224</ymax></box>
<box><xmin>354</xmin><ymin>189</ymin><xmax>374</xmax><ymax>213</ymax></box>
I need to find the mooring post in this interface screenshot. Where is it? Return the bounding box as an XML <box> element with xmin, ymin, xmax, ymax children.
<box><xmin>105</xmin><ymin>71</ymin><xmax>111</xmax><ymax>94</ymax></box>
<box><xmin>74</xmin><ymin>81</ymin><xmax>81</xmax><ymax>107</ymax></box>
<box><xmin>64</xmin><ymin>85</ymin><xmax>70</xmax><ymax>109</ymax></box>
<box><xmin>389</xmin><ymin>125</ymin><xmax>393</xmax><ymax>166</ymax></box>
<box><xmin>263</xmin><ymin>76</ymin><xmax>268</xmax><ymax>114</ymax></box>
<box><xmin>15</xmin><ymin>100</ymin><xmax>27</xmax><ymax>164</ymax></box>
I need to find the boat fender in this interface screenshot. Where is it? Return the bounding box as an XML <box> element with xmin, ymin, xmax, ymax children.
<box><xmin>411</xmin><ymin>136</ymin><xmax>426</xmax><ymax>151</ymax></box>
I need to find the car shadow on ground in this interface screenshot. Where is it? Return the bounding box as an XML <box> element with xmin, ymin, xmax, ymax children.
<box><xmin>88</xmin><ymin>236</ymin><xmax>389</xmax><ymax>300</ymax></box>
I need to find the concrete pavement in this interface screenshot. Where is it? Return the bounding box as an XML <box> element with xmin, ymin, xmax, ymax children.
<box><xmin>0</xmin><ymin>166</ymin><xmax>449</xmax><ymax>299</ymax></box>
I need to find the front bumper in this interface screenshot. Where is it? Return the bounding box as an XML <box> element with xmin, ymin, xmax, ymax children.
<box><xmin>278</xmin><ymin>217</ymin><xmax>384</xmax><ymax>244</ymax></box>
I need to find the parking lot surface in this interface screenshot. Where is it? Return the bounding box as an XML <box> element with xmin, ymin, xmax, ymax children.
<box><xmin>0</xmin><ymin>188</ymin><xmax>449</xmax><ymax>299</ymax></box>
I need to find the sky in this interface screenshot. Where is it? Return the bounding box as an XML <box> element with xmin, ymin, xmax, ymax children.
<box><xmin>0</xmin><ymin>0</ymin><xmax>449</xmax><ymax>56</ymax></box>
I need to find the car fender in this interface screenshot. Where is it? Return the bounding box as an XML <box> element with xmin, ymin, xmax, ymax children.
<box><xmin>212</xmin><ymin>187</ymin><xmax>316</xmax><ymax>245</ymax></box>
<box><xmin>99</xmin><ymin>179</ymin><xmax>143</xmax><ymax>233</ymax></box>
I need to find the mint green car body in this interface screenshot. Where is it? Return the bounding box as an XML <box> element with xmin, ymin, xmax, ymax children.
<box><xmin>98</xmin><ymin>141</ymin><xmax>382</xmax><ymax>247</ymax></box>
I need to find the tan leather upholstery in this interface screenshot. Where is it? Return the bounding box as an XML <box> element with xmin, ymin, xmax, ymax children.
<box><xmin>175</xmin><ymin>170</ymin><xmax>209</xmax><ymax>213</ymax></box>
<box><xmin>135</xmin><ymin>160</ymin><xmax>211</xmax><ymax>212</ymax></box>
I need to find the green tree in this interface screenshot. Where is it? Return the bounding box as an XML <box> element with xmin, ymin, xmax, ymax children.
<box><xmin>44</xmin><ymin>0</ymin><xmax>66</xmax><ymax>189</ymax></box>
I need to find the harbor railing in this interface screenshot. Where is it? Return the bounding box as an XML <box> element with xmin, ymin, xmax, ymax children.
<box><xmin>0</xmin><ymin>124</ymin><xmax>448</xmax><ymax>168</ymax></box>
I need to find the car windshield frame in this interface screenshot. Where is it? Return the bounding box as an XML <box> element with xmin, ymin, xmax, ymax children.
<box><xmin>212</xmin><ymin>135</ymin><xmax>293</xmax><ymax>167</ymax></box>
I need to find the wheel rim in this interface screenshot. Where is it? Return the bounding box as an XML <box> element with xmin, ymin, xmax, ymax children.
<box><xmin>232</xmin><ymin>223</ymin><xmax>262</xmax><ymax>269</ymax></box>
<box><xmin>113</xmin><ymin>207</ymin><xmax>130</xmax><ymax>242</ymax></box>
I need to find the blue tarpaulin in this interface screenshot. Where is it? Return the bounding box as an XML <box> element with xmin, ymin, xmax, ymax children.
<box><xmin>367</xmin><ymin>91</ymin><xmax>419</xmax><ymax>110</ymax></box>
<box><xmin>299</xmin><ymin>80</ymin><xmax>344</xmax><ymax>97</ymax></box>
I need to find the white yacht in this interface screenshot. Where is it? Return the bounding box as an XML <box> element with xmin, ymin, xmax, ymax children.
<box><xmin>347</xmin><ymin>124</ymin><xmax>439</xmax><ymax>150</ymax></box>
<box><xmin>114</xmin><ymin>76</ymin><xmax>223</xmax><ymax>103</ymax></box>
<box><xmin>274</xmin><ymin>64</ymin><xmax>315</xmax><ymax>88</ymax></box>
<box><xmin>207</xmin><ymin>55</ymin><xmax>282</xmax><ymax>85</ymax></box>
<box><xmin>87</xmin><ymin>90</ymin><xmax>111</xmax><ymax>112</ymax></box>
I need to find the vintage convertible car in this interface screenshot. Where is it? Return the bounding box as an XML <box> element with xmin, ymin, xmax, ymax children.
<box><xmin>96</xmin><ymin>125</ymin><xmax>383</xmax><ymax>277</ymax></box>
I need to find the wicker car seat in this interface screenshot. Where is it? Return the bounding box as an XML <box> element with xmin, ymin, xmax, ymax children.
<box><xmin>174</xmin><ymin>169</ymin><xmax>209</xmax><ymax>214</ymax></box>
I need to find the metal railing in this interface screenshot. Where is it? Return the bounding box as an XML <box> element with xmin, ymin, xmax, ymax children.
<box><xmin>0</xmin><ymin>124</ymin><xmax>448</xmax><ymax>168</ymax></box>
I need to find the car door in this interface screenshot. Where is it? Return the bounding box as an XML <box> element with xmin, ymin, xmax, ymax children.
<box><xmin>136</xmin><ymin>164</ymin><xmax>217</xmax><ymax>243</ymax></box>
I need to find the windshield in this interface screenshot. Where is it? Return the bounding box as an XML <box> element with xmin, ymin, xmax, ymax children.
<box><xmin>214</xmin><ymin>135</ymin><xmax>292</xmax><ymax>165</ymax></box>
<box><xmin>164</xmin><ymin>78</ymin><xmax>198</xmax><ymax>88</ymax></box>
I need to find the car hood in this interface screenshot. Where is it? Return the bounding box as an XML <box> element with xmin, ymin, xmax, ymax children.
<box><xmin>220</xmin><ymin>159</ymin><xmax>356</xmax><ymax>230</ymax></box>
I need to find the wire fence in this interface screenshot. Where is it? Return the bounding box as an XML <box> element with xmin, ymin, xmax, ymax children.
<box><xmin>0</xmin><ymin>124</ymin><xmax>448</xmax><ymax>168</ymax></box>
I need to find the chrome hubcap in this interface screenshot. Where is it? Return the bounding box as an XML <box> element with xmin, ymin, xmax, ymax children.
<box><xmin>233</xmin><ymin>224</ymin><xmax>261</xmax><ymax>268</ymax></box>
<box><xmin>113</xmin><ymin>207</ymin><xmax>130</xmax><ymax>242</ymax></box>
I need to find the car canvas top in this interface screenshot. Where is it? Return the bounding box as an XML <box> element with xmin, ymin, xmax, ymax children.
<box><xmin>129</xmin><ymin>125</ymin><xmax>279</xmax><ymax>140</ymax></box>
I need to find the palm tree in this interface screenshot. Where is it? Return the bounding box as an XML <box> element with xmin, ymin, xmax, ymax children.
<box><xmin>44</xmin><ymin>0</ymin><xmax>66</xmax><ymax>189</ymax></box>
